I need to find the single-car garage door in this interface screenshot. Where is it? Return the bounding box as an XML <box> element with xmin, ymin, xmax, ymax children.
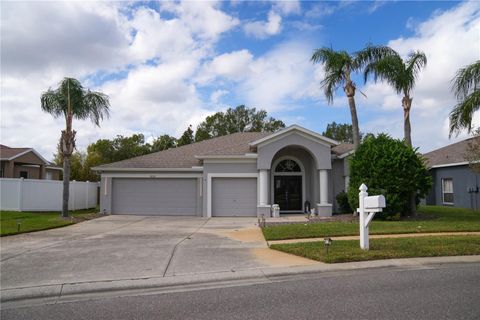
<box><xmin>212</xmin><ymin>178</ymin><xmax>257</xmax><ymax>217</ymax></box>
<box><xmin>112</xmin><ymin>178</ymin><xmax>198</xmax><ymax>215</ymax></box>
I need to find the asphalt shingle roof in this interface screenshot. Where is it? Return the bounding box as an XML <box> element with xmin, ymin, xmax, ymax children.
<box><xmin>423</xmin><ymin>136</ymin><xmax>479</xmax><ymax>167</ymax></box>
<box><xmin>332</xmin><ymin>143</ymin><xmax>354</xmax><ymax>156</ymax></box>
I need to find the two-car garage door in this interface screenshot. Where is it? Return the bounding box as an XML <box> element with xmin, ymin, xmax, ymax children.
<box><xmin>112</xmin><ymin>178</ymin><xmax>198</xmax><ymax>215</ymax></box>
<box><xmin>110</xmin><ymin>177</ymin><xmax>257</xmax><ymax>216</ymax></box>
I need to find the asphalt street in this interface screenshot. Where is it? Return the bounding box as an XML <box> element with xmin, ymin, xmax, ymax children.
<box><xmin>2</xmin><ymin>262</ymin><xmax>479</xmax><ymax>320</ymax></box>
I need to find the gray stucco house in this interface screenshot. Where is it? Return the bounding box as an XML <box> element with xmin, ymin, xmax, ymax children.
<box><xmin>94</xmin><ymin>125</ymin><xmax>353</xmax><ymax>217</ymax></box>
<box><xmin>424</xmin><ymin>137</ymin><xmax>480</xmax><ymax>210</ymax></box>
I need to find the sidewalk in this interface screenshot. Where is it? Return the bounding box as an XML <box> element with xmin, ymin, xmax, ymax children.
<box><xmin>2</xmin><ymin>255</ymin><xmax>479</xmax><ymax>308</ymax></box>
<box><xmin>267</xmin><ymin>231</ymin><xmax>480</xmax><ymax>245</ymax></box>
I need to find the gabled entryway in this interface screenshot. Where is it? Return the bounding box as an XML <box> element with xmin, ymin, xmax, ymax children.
<box><xmin>251</xmin><ymin>125</ymin><xmax>338</xmax><ymax>217</ymax></box>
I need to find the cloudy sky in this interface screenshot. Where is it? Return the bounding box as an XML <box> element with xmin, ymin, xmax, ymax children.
<box><xmin>1</xmin><ymin>0</ymin><xmax>479</xmax><ymax>160</ymax></box>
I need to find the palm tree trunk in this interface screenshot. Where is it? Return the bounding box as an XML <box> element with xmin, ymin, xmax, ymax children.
<box><xmin>402</xmin><ymin>95</ymin><xmax>413</xmax><ymax>148</ymax></box>
<box><xmin>61</xmin><ymin>80</ymin><xmax>73</xmax><ymax>218</ymax></box>
<box><xmin>402</xmin><ymin>94</ymin><xmax>416</xmax><ymax>216</ymax></box>
<box><xmin>343</xmin><ymin>79</ymin><xmax>361</xmax><ymax>149</ymax></box>
<box><xmin>348</xmin><ymin>96</ymin><xmax>361</xmax><ymax>149</ymax></box>
<box><xmin>62</xmin><ymin>156</ymin><xmax>70</xmax><ymax>218</ymax></box>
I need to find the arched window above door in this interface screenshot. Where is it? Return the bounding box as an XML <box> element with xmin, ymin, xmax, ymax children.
<box><xmin>275</xmin><ymin>159</ymin><xmax>301</xmax><ymax>172</ymax></box>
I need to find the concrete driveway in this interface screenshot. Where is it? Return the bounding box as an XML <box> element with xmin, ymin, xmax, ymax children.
<box><xmin>1</xmin><ymin>215</ymin><xmax>314</xmax><ymax>290</ymax></box>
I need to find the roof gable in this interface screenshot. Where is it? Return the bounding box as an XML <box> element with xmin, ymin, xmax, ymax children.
<box><xmin>249</xmin><ymin>125</ymin><xmax>339</xmax><ymax>147</ymax></box>
<box><xmin>0</xmin><ymin>145</ymin><xmax>49</xmax><ymax>164</ymax></box>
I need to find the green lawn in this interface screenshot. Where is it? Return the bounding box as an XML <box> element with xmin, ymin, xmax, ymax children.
<box><xmin>0</xmin><ymin>208</ymin><xmax>99</xmax><ymax>236</ymax></box>
<box><xmin>263</xmin><ymin>206</ymin><xmax>480</xmax><ymax>241</ymax></box>
<box><xmin>270</xmin><ymin>235</ymin><xmax>480</xmax><ymax>263</ymax></box>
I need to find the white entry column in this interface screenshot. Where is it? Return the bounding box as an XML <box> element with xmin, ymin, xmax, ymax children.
<box><xmin>259</xmin><ymin>169</ymin><xmax>268</xmax><ymax>205</ymax></box>
<box><xmin>317</xmin><ymin>169</ymin><xmax>332</xmax><ymax>217</ymax></box>
<box><xmin>257</xmin><ymin>169</ymin><xmax>271</xmax><ymax>217</ymax></box>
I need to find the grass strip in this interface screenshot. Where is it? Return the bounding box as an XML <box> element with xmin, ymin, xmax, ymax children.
<box><xmin>1</xmin><ymin>208</ymin><xmax>99</xmax><ymax>236</ymax></box>
<box><xmin>270</xmin><ymin>235</ymin><xmax>480</xmax><ymax>263</ymax></box>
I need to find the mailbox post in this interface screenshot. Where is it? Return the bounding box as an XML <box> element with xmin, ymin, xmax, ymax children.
<box><xmin>357</xmin><ymin>184</ymin><xmax>386</xmax><ymax>250</ymax></box>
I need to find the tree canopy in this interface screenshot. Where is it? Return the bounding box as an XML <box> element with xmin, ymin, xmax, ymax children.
<box><xmin>178</xmin><ymin>125</ymin><xmax>194</xmax><ymax>146</ymax></box>
<box><xmin>194</xmin><ymin>105</ymin><xmax>285</xmax><ymax>142</ymax></box>
<box><xmin>322</xmin><ymin>122</ymin><xmax>360</xmax><ymax>144</ymax></box>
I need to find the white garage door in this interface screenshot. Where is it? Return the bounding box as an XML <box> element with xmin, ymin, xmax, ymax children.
<box><xmin>112</xmin><ymin>178</ymin><xmax>198</xmax><ymax>215</ymax></box>
<box><xmin>212</xmin><ymin>178</ymin><xmax>257</xmax><ymax>217</ymax></box>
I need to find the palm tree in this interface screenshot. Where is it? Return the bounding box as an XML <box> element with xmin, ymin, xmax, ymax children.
<box><xmin>311</xmin><ymin>46</ymin><xmax>397</xmax><ymax>149</ymax></box>
<box><xmin>41</xmin><ymin>78</ymin><xmax>110</xmax><ymax>217</ymax></box>
<box><xmin>311</xmin><ymin>48</ymin><xmax>362</xmax><ymax>149</ymax></box>
<box><xmin>449</xmin><ymin>60</ymin><xmax>480</xmax><ymax>136</ymax></box>
<box><xmin>360</xmin><ymin>46</ymin><xmax>427</xmax><ymax>216</ymax></box>
<box><xmin>361</xmin><ymin>45</ymin><xmax>427</xmax><ymax>148</ymax></box>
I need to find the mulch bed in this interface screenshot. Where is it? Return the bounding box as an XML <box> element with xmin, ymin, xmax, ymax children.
<box><xmin>61</xmin><ymin>212</ymin><xmax>106</xmax><ymax>223</ymax></box>
<box><xmin>266</xmin><ymin>214</ymin><xmax>358</xmax><ymax>226</ymax></box>
<box><xmin>265</xmin><ymin>213</ymin><xmax>437</xmax><ymax>226</ymax></box>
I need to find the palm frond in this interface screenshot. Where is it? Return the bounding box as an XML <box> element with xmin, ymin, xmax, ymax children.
<box><xmin>312</xmin><ymin>47</ymin><xmax>351</xmax><ymax>104</ymax></box>
<box><xmin>363</xmin><ymin>55</ymin><xmax>405</xmax><ymax>94</ymax></box>
<box><xmin>320</xmin><ymin>70</ymin><xmax>344</xmax><ymax>104</ymax></box>
<box><xmin>449</xmin><ymin>89</ymin><xmax>480</xmax><ymax>136</ymax></box>
<box><xmin>451</xmin><ymin>60</ymin><xmax>480</xmax><ymax>100</ymax></box>
<box><xmin>311</xmin><ymin>47</ymin><xmax>336</xmax><ymax>64</ymax></box>
<box><xmin>83</xmin><ymin>91</ymin><xmax>111</xmax><ymax>126</ymax></box>
<box><xmin>355</xmin><ymin>44</ymin><xmax>398</xmax><ymax>71</ymax></box>
<box><xmin>40</xmin><ymin>89</ymin><xmax>65</xmax><ymax>118</ymax></box>
<box><xmin>405</xmin><ymin>51</ymin><xmax>427</xmax><ymax>91</ymax></box>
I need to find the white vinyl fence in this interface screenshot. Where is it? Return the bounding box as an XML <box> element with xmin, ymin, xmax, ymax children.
<box><xmin>0</xmin><ymin>178</ymin><xmax>98</xmax><ymax>211</ymax></box>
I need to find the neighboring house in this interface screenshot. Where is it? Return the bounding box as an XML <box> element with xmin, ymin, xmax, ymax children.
<box><xmin>94</xmin><ymin>125</ymin><xmax>353</xmax><ymax>217</ymax></box>
<box><xmin>424</xmin><ymin>137</ymin><xmax>480</xmax><ymax>210</ymax></box>
<box><xmin>0</xmin><ymin>144</ymin><xmax>62</xmax><ymax>180</ymax></box>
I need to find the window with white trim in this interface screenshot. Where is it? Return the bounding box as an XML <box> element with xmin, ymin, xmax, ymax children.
<box><xmin>442</xmin><ymin>178</ymin><xmax>454</xmax><ymax>204</ymax></box>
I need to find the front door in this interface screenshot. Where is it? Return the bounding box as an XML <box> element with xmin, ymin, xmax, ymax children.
<box><xmin>274</xmin><ymin>176</ymin><xmax>302</xmax><ymax>211</ymax></box>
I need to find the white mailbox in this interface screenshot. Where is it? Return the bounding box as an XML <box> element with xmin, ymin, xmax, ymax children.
<box><xmin>364</xmin><ymin>195</ymin><xmax>386</xmax><ymax>211</ymax></box>
<box><xmin>357</xmin><ymin>184</ymin><xmax>387</xmax><ymax>250</ymax></box>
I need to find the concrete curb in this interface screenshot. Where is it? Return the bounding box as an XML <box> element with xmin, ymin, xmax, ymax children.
<box><xmin>2</xmin><ymin>255</ymin><xmax>480</xmax><ymax>306</ymax></box>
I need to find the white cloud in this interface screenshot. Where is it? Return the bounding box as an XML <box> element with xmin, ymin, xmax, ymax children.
<box><xmin>272</xmin><ymin>0</ymin><xmax>301</xmax><ymax>16</ymax></box>
<box><xmin>0</xmin><ymin>1</ymin><xmax>239</xmax><ymax>158</ymax></box>
<box><xmin>98</xmin><ymin>61</ymin><xmax>210</xmax><ymax>139</ymax></box>
<box><xmin>128</xmin><ymin>7</ymin><xmax>196</xmax><ymax>63</ymax></box>
<box><xmin>244</xmin><ymin>11</ymin><xmax>282</xmax><ymax>39</ymax></box>
<box><xmin>159</xmin><ymin>0</ymin><xmax>239</xmax><ymax>41</ymax></box>
<box><xmin>359</xmin><ymin>1</ymin><xmax>480</xmax><ymax>151</ymax></box>
<box><xmin>210</xmin><ymin>90</ymin><xmax>229</xmax><ymax>104</ymax></box>
<box><xmin>198</xmin><ymin>39</ymin><xmax>326</xmax><ymax>112</ymax></box>
<box><xmin>305</xmin><ymin>2</ymin><xmax>337</xmax><ymax>18</ymax></box>
<box><xmin>1</xmin><ymin>1</ymin><xmax>130</xmax><ymax>77</ymax></box>
<box><xmin>237</xmin><ymin>40</ymin><xmax>323</xmax><ymax>111</ymax></box>
<box><xmin>197</xmin><ymin>49</ymin><xmax>254</xmax><ymax>84</ymax></box>
<box><xmin>368</xmin><ymin>1</ymin><xmax>389</xmax><ymax>14</ymax></box>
